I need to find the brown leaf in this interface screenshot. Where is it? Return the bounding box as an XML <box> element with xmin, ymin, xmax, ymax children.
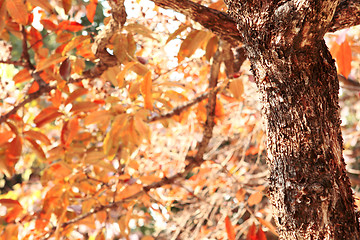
<box><xmin>59</xmin><ymin>58</ymin><xmax>71</xmax><ymax>81</ymax></box>
<box><xmin>178</xmin><ymin>30</ymin><xmax>208</xmax><ymax>62</ymax></box>
<box><xmin>205</xmin><ymin>35</ymin><xmax>219</xmax><ymax>61</ymax></box>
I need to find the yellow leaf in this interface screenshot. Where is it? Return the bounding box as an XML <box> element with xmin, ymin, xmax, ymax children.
<box><xmin>6</xmin><ymin>0</ymin><xmax>27</xmax><ymax>25</ymax></box>
<box><xmin>140</xmin><ymin>71</ymin><xmax>153</xmax><ymax>110</ymax></box>
<box><xmin>36</xmin><ymin>53</ymin><xmax>67</xmax><ymax>71</ymax></box>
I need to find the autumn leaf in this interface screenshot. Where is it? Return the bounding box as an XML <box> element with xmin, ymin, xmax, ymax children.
<box><xmin>28</xmin><ymin>81</ymin><xmax>39</xmax><ymax>94</ymax></box>
<box><xmin>28</xmin><ymin>0</ymin><xmax>54</xmax><ymax>13</ymax></box>
<box><xmin>117</xmin><ymin>184</ymin><xmax>142</xmax><ymax>201</ymax></box>
<box><xmin>13</xmin><ymin>68</ymin><xmax>32</xmax><ymax>84</ymax></box>
<box><xmin>225</xmin><ymin>216</ymin><xmax>236</xmax><ymax>240</ymax></box>
<box><xmin>0</xmin><ymin>131</ymin><xmax>14</xmax><ymax>146</ymax></box>
<box><xmin>36</xmin><ymin>53</ymin><xmax>67</xmax><ymax>72</ymax></box>
<box><xmin>33</xmin><ymin>106</ymin><xmax>63</xmax><ymax>127</ymax></box>
<box><xmin>205</xmin><ymin>35</ymin><xmax>219</xmax><ymax>61</ymax></box>
<box><xmin>6</xmin><ymin>0</ymin><xmax>28</xmax><ymax>25</ymax></box>
<box><xmin>59</xmin><ymin>58</ymin><xmax>71</xmax><ymax>81</ymax></box>
<box><xmin>178</xmin><ymin>30</ymin><xmax>208</xmax><ymax>62</ymax></box>
<box><xmin>166</xmin><ymin>24</ymin><xmax>189</xmax><ymax>44</ymax></box>
<box><xmin>62</xmin><ymin>0</ymin><xmax>72</xmax><ymax>14</ymax></box>
<box><xmin>248</xmin><ymin>191</ymin><xmax>263</xmax><ymax>206</ymax></box>
<box><xmin>140</xmin><ymin>71</ymin><xmax>153</xmax><ymax>110</ymax></box>
<box><xmin>65</xmin><ymin>88</ymin><xmax>88</xmax><ymax>105</ymax></box>
<box><xmin>246</xmin><ymin>223</ymin><xmax>257</xmax><ymax>240</ymax></box>
<box><xmin>331</xmin><ymin>37</ymin><xmax>352</xmax><ymax>78</ymax></box>
<box><xmin>86</xmin><ymin>0</ymin><xmax>98</xmax><ymax>23</ymax></box>
<box><xmin>58</xmin><ymin>20</ymin><xmax>83</xmax><ymax>32</ymax></box>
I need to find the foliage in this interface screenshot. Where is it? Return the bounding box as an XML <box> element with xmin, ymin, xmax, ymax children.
<box><xmin>0</xmin><ymin>0</ymin><xmax>359</xmax><ymax>239</ymax></box>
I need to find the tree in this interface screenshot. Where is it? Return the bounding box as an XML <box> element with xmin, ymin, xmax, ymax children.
<box><xmin>0</xmin><ymin>0</ymin><xmax>360</xmax><ymax>239</ymax></box>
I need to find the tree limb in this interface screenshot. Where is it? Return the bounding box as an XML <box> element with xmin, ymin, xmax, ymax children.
<box><xmin>151</xmin><ymin>0</ymin><xmax>360</xmax><ymax>46</ymax></box>
<box><xmin>329</xmin><ymin>0</ymin><xmax>360</xmax><ymax>32</ymax></box>
<box><xmin>151</xmin><ymin>0</ymin><xmax>241</xmax><ymax>45</ymax></box>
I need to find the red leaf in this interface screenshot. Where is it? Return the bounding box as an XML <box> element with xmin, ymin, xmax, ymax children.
<box><xmin>58</xmin><ymin>20</ymin><xmax>83</xmax><ymax>32</ymax></box>
<box><xmin>225</xmin><ymin>216</ymin><xmax>236</xmax><ymax>240</ymax></box>
<box><xmin>28</xmin><ymin>81</ymin><xmax>39</xmax><ymax>94</ymax></box>
<box><xmin>246</xmin><ymin>223</ymin><xmax>257</xmax><ymax>240</ymax></box>
<box><xmin>256</xmin><ymin>226</ymin><xmax>267</xmax><ymax>240</ymax></box>
<box><xmin>86</xmin><ymin>0</ymin><xmax>98</xmax><ymax>23</ymax></box>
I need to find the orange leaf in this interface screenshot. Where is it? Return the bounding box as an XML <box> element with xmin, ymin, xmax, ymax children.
<box><xmin>13</xmin><ymin>68</ymin><xmax>32</xmax><ymax>84</ymax></box>
<box><xmin>6</xmin><ymin>0</ymin><xmax>28</xmax><ymax>25</ymax></box>
<box><xmin>70</xmin><ymin>101</ymin><xmax>99</xmax><ymax>112</ymax></box>
<box><xmin>248</xmin><ymin>191</ymin><xmax>263</xmax><ymax>206</ymax></box>
<box><xmin>225</xmin><ymin>216</ymin><xmax>236</xmax><ymax>240</ymax></box>
<box><xmin>62</xmin><ymin>0</ymin><xmax>71</xmax><ymax>14</ymax></box>
<box><xmin>28</xmin><ymin>81</ymin><xmax>39</xmax><ymax>94</ymax></box>
<box><xmin>50</xmin><ymin>89</ymin><xmax>62</xmax><ymax>107</ymax></box>
<box><xmin>28</xmin><ymin>0</ymin><xmax>53</xmax><ymax>13</ymax></box>
<box><xmin>331</xmin><ymin>37</ymin><xmax>352</xmax><ymax>78</ymax></box>
<box><xmin>256</xmin><ymin>226</ymin><xmax>267</xmax><ymax>240</ymax></box>
<box><xmin>117</xmin><ymin>184</ymin><xmax>142</xmax><ymax>201</ymax></box>
<box><xmin>86</xmin><ymin>0</ymin><xmax>98</xmax><ymax>23</ymax></box>
<box><xmin>25</xmin><ymin>137</ymin><xmax>46</xmax><ymax>159</ymax></box>
<box><xmin>65</xmin><ymin>117</ymin><xmax>79</xmax><ymax>146</ymax></box>
<box><xmin>256</xmin><ymin>217</ymin><xmax>278</xmax><ymax>236</ymax></box>
<box><xmin>23</xmin><ymin>130</ymin><xmax>51</xmax><ymax>145</ymax></box>
<box><xmin>246</xmin><ymin>223</ymin><xmax>257</xmax><ymax>240</ymax></box>
<box><xmin>36</xmin><ymin>53</ymin><xmax>67</xmax><ymax>72</ymax></box>
<box><xmin>0</xmin><ymin>131</ymin><xmax>14</xmax><ymax>146</ymax></box>
<box><xmin>65</xmin><ymin>88</ymin><xmax>88</xmax><ymax>105</ymax></box>
<box><xmin>140</xmin><ymin>71</ymin><xmax>153</xmax><ymax>110</ymax></box>
<box><xmin>6</xmin><ymin>136</ymin><xmax>22</xmax><ymax>167</ymax></box>
<box><xmin>40</xmin><ymin>19</ymin><xmax>57</xmax><ymax>31</ymax></box>
<box><xmin>33</xmin><ymin>106</ymin><xmax>63</xmax><ymax>127</ymax></box>
<box><xmin>58</xmin><ymin>20</ymin><xmax>83</xmax><ymax>32</ymax></box>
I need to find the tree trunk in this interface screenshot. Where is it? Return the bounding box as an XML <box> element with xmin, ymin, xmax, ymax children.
<box><xmin>224</xmin><ymin>0</ymin><xmax>360</xmax><ymax>239</ymax></box>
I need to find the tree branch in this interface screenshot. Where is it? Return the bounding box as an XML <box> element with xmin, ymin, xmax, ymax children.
<box><xmin>329</xmin><ymin>0</ymin><xmax>360</xmax><ymax>32</ymax></box>
<box><xmin>151</xmin><ymin>0</ymin><xmax>241</xmax><ymax>45</ymax></box>
<box><xmin>151</xmin><ymin>0</ymin><xmax>360</xmax><ymax>47</ymax></box>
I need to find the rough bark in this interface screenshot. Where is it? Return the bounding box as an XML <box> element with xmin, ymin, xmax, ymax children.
<box><xmin>223</xmin><ymin>0</ymin><xmax>360</xmax><ymax>239</ymax></box>
<box><xmin>151</xmin><ymin>0</ymin><xmax>360</xmax><ymax>45</ymax></box>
